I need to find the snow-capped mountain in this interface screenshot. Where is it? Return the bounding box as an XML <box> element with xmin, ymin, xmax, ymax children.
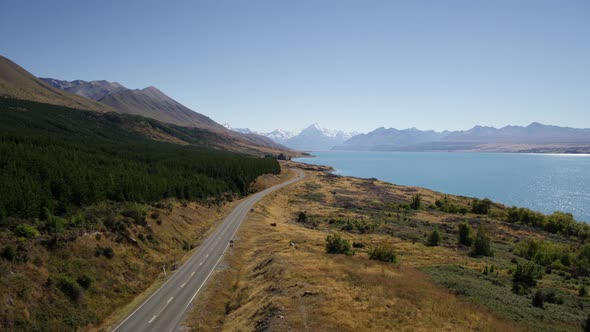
<box><xmin>224</xmin><ymin>123</ymin><xmax>357</xmax><ymax>151</ymax></box>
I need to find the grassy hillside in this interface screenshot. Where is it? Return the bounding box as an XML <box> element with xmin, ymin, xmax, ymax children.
<box><xmin>0</xmin><ymin>56</ymin><xmax>114</xmax><ymax>113</ymax></box>
<box><xmin>0</xmin><ymin>98</ymin><xmax>280</xmax><ymax>221</ymax></box>
<box><xmin>186</xmin><ymin>163</ymin><xmax>590</xmax><ymax>331</ymax></box>
<box><xmin>0</xmin><ymin>98</ymin><xmax>283</xmax><ymax>330</ymax></box>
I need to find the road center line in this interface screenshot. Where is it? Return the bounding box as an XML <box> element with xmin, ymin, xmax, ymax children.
<box><xmin>148</xmin><ymin>297</ymin><xmax>174</xmax><ymax>324</ymax></box>
<box><xmin>181</xmin><ymin>272</ymin><xmax>196</xmax><ymax>289</ymax></box>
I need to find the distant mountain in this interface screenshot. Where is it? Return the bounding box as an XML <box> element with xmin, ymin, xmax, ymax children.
<box><xmin>280</xmin><ymin>123</ymin><xmax>356</xmax><ymax>151</ymax></box>
<box><xmin>40</xmin><ymin>78</ymin><xmax>126</xmax><ymax>100</ymax></box>
<box><xmin>335</xmin><ymin>127</ymin><xmax>447</xmax><ymax>151</ymax></box>
<box><xmin>0</xmin><ymin>56</ymin><xmax>114</xmax><ymax>113</ymax></box>
<box><xmin>336</xmin><ymin>123</ymin><xmax>590</xmax><ymax>153</ymax></box>
<box><xmin>226</xmin><ymin>124</ymin><xmax>356</xmax><ymax>151</ymax></box>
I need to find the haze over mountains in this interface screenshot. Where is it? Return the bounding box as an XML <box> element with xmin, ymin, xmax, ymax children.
<box><xmin>335</xmin><ymin>123</ymin><xmax>590</xmax><ymax>153</ymax></box>
<box><xmin>233</xmin><ymin>121</ymin><xmax>590</xmax><ymax>153</ymax></box>
<box><xmin>227</xmin><ymin>123</ymin><xmax>357</xmax><ymax>151</ymax></box>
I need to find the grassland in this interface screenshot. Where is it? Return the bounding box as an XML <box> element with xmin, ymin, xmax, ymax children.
<box><xmin>184</xmin><ymin>163</ymin><xmax>590</xmax><ymax>331</ymax></box>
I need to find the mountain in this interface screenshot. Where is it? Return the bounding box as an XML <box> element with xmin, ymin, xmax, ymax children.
<box><xmin>40</xmin><ymin>78</ymin><xmax>126</xmax><ymax>100</ymax></box>
<box><xmin>281</xmin><ymin>123</ymin><xmax>356</xmax><ymax>151</ymax></box>
<box><xmin>96</xmin><ymin>86</ymin><xmax>224</xmax><ymax>131</ymax></box>
<box><xmin>2</xmin><ymin>55</ymin><xmax>291</xmax><ymax>156</ymax></box>
<box><xmin>224</xmin><ymin>124</ymin><xmax>354</xmax><ymax>151</ymax></box>
<box><xmin>335</xmin><ymin>123</ymin><xmax>590</xmax><ymax>153</ymax></box>
<box><xmin>0</xmin><ymin>56</ymin><xmax>114</xmax><ymax>113</ymax></box>
<box><xmin>335</xmin><ymin>127</ymin><xmax>447</xmax><ymax>151</ymax></box>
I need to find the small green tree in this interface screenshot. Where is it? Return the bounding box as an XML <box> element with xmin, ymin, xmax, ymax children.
<box><xmin>368</xmin><ymin>244</ymin><xmax>397</xmax><ymax>263</ymax></box>
<box><xmin>580</xmin><ymin>285</ymin><xmax>588</xmax><ymax>297</ymax></box>
<box><xmin>457</xmin><ymin>223</ymin><xmax>473</xmax><ymax>246</ymax></box>
<box><xmin>410</xmin><ymin>194</ymin><xmax>422</xmax><ymax>210</ymax></box>
<box><xmin>471</xmin><ymin>198</ymin><xmax>492</xmax><ymax>215</ymax></box>
<box><xmin>471</xmin><ymin>226</ymin><xmax>492</xmax><ymax>257</ymax></box>
<box><xmin>427</xmin><ymin>227</ymin><xmax>441</xmax><ymax>246</ymax></box>
<box><xmin>512</xmin><ymin>262</ymin><xmax>542</xmax><ymax>293</ymax></box>
<box><xmin>325</xmin><ymin>233</ymin><xmax>354</xmax><ymax>255</ymax></box>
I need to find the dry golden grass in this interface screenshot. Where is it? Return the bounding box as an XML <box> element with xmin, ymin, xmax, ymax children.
<box><xmin>184</xmin><ymin>166</ymin><xmax>522</xmax><ymax>331</ymax></box>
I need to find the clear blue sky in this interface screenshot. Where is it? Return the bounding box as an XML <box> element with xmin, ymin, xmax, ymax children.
<box><xmin>1</xmin><ymin>0</ymin><xmax>589</xmax><ymax>133</ymax></box>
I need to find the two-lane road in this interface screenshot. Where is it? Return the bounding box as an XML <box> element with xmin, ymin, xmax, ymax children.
<box><xmin>112</xmin><ymin>169</ymin><xmax>304</xmax><ymax>332</ymax></box>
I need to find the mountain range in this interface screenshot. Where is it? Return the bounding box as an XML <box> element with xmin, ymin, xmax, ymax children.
<box><xmin>0</xmin><ymin>55</ymin><xmax>289</xmax><ymax>155</ymax></box>
<box><xmin>334</xmin><ymin>123</ymin><xmax>590</xmax><ymax>153</ymax></box>
<box><xmin>226</xmin><ymin>123</ymin><xmax>357</xmax><ymax>151</ymax></box>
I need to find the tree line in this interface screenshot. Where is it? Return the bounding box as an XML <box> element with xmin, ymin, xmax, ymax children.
<box><xmin>0</xmin><ymin>98</ymin><xmax>280</xmax><ymax>221</ymax></box>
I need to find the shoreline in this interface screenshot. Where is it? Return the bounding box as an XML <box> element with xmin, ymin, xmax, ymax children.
<box><xmin>289</xmin><ymin>155</ymin><xmax>589</xmax><ymax>223</ymax></box>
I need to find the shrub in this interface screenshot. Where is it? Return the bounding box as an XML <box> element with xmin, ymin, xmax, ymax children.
<box><xmin>121</xmin><ymin>203</ymin><xmax>146</xmax><ymax>225</ymax></box>
<box><xmin>532</xmin><ymin>290</ymin><xmax>544</xmax><ymax>308</ymax></box>
<box><xmin>471</xmin><ymin>198</ymin><xmax>492</xmax><ymax>215</ymax></box>
<box><xmin>14</xmin><ymin>224</ymin><xmax>40</xmax><ymax>239</ymax></box>
<box><xmin>325</xmin><ymin>233</ymin><xmax>354</xmax><ymax>255</ymax></box>
<box><xmin>57</xmin><ymin>276</ymin><xmax>83</xmax><ymax>303</ymax></box>
<box><xmin>368</xmin><ymin>244</ymin><xmax>397</xmax><ymax>263</ymax></box>
<box><xmin>0</xmin><ymin>246</ymin><xmax>16</xmax><ymax>261</ymax></box>
<box><xmin>410</xmin><ymin>194</ymin><xmax>422</xmax><ymax>210</ymax></box>
<box><xmin>352</xmin><ymin>242</ymin><xmax>365</xmax><ymax>248</ymax></box>
<box><xmin>95</xmin><ymin>246</ymin><xmax>115</xmax><ymax>259</ymax></box>
<box><xmin>427</xmin><ymin>227</ymin><xmax>441</xmax><ymax>247</ymax></box>
<box><xmin>512</xmin><ymin>262</ymin><xmax>542</xmax><ymax>293</ymax></box>
<box><xmin>580</xmin><ymin>285</ymin><xmax>588</xmax><ymax>297</ymax></box>
<box><xmin>297</xmin><ymin>211</ymin><xmax>308</xmax><ymax>223</ymax></box>
<box><xmin>583</xmin><ymin>314</ymin><xmax>590</xmax><ymax>332</ymax></box>
<box><xmin>76</xmin><ymin>275</ymin><xmax>92</xmax><ymax>290</ymax></box>
<box><xmin>457</xmin><ymin>223</ymin><xmax>473</xmax><ymax>246</ymax></box>
<box><xmin>471</xmin><ymin>226</ymin><xmax>492</xmax><ymax>257</ymax></box>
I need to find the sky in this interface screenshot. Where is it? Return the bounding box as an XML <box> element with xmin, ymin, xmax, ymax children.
<box><xmin>1</xmin><ymin>0</ymin><xmax>589</xmax><ymax>133</ymax></box>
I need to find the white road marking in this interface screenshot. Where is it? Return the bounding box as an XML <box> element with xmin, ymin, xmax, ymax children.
<box><xmin>181</xmin><ymin>272</ymin><xmax>195</xmax><ymax>288</ymax></box>
<box><xmin>148</xmin><ymin>297</ymin><xmax>174</xmax><ymax>324</ymax></box>
<box><xmin>199</xmin><ymin>262</ymin><xmax>203</xmax><ymax>266</ymax></box>
<box><xmin>205</xmin><ymin>254</ymin><xmax>209</xmax><ymax>258</ymax></box>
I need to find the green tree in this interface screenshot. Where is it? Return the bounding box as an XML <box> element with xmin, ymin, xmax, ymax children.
<box><xmin>512</xmin><ymin>262</ymin><xmax>542</xmax><ymax>293</ymax></box>
<box><xmin>471</xmin><ymin>198</ymin><xmax>492</xmax><ymax>215</ymax></box>
<box><xmin>427</xmin><ymin>227</ymin><xmax>441</xmax><ymax>246</ymax></box>
<box><xmin>471</xmin><ymin>226</ymin><xmax>492</xmax><ymax>257</ymax></box>
<box><xmin>457</xmin><ymin>223</ymin><xmax>473</xmax><ymax>246</ymax></box>
<box><xmin>410</xmin><ymin>194</ymin><xmax>422</xmax><ymax>210</ymax></box>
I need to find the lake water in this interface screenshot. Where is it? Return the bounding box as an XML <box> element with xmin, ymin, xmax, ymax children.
<box><xmin>294</xmin><ymin>151</ymin><xmax>590</xmax><ymax>222</ymax></box>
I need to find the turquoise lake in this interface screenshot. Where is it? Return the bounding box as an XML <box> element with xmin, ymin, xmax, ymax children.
<box><xmin>294</xmin><ymin>151</ymin><xmax>590</xmax><ymax>222</ymax></box>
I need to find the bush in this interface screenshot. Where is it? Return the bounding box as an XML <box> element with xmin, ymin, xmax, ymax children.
<box><xmin>57</xmin><ymin>276</ymin><xmax>83</xmax><ymax>303</ymax></box>
<box><xmin>95</xmin><ymin>246</ymin><xmax>115</xmax><ymax>259</ymax></box>
<box><xmin>471</xmin><ymin>198</ymin><xmax>492</xmax><ymax>215</ymax></box>
<box><xmin>457</xmin><ymin>223</ymin><xmax>473</xmax><ymax>246</ymax></box>
<box><xmin>14</xmin><ymin>224</ymin><xmax>40</xmax><ymax>239</ymax></box>
<box><xmin>512</xmin><ymin>262</ymin><xmax>542</xmax><ymax>293</ymax></box>
<box><xmin>471</xmin><ymin>226</ymin><xmax>492</xmax><ymax>257</ymax></box>
<box><xmin>410</xmin><ymin>194</ymin><xmax>422</xmax><ymax>210</ymax></box>
<box><xmin>0</xmin><ymin>246</ymin><xmax>16</xmax><ymax>261</ymax></box>
<box><xmin>76</xmin><ymin>275</ymin><xmax>92</xmax><ymax>290</ymax></box>
<box><xmin>297</xmin><ymin>211</ymin><xmax>308</xmax><ymax>223</ymax></box>
<box><xmin>325</xmin><ymin>233</ymin><xmax>354</xmax><ymax>255</ymax></box>
<box><xmin>427</xmin><ymin>227</ymin><xmax>441</xmax><ymax>246</ymax></box>
<box><xmin>368</xmin><ymin>244</ymin><xmax>397</xmax><ymax>263</ymax></box>
<box><xmin>532</xmin><ymin>290</ymin><xmax>544</xmax><ymax>308</ymax></box>
<box><xmin>580</xmin><ymin>285</ymin><xmax>588</xmax><ymax>297</ymax></box>
<box><xmin>352</xmin><ymin>242</ymin><xmax>365</xmax><ymax>248</ymax></box>
<box><xmin>583</xmin><ymin>314</ymin><xmax>590</xmax><ymax>332</ymax></box>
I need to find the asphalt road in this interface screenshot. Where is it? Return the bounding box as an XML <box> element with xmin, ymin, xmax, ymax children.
<box><xmin>112</xmin><ymin>169</ymin><xmax>304</xmax><ymax>332</ymax></box>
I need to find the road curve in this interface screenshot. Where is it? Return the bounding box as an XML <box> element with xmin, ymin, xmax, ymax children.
<box><xmin>111</xmin><ymin>169</ymin><xmax>304</xmax><ymax>332</ymax></box>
